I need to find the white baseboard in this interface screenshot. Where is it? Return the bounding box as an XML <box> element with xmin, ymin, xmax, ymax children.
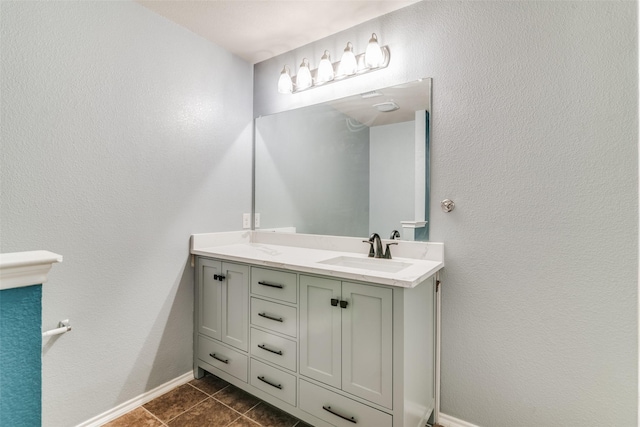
<box><xmin>438</xmin><ymin>412</ymin><xmax>481</xmax><ymax>427</ymax></box>
<box><xmin>75</xmin><ymin>372</ymin><xmax>194</xmax><ymax>427</ymax></box>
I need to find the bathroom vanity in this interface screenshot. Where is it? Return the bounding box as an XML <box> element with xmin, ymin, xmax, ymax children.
<box><xmin>191</xmin><ymin>231</ymin><xmax>443</xmax><ymax>427</ymax></box>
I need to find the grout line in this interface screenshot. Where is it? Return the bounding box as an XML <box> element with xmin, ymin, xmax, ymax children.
<box><xmin>211</xmin><ymin>384</ymin><xmax>231</xmax><ymax>397</ymax></box>
<box><xmin>189</xmin><ymin>380</ymin><xmax>231</xmax><ymax>397</ymax></box>
<box><xmin>206</xmin><ymin>385</ymin><xmax>263</xmax><ymax>418</ymax></box>
<box><xmin>162</xmin><ymin>395</ymin><xmax>211</xmax><ymax>424</ymax></box>
<box><xmin>226</xmin><ymin>414</ymin><xmax>261</xmax><ymax>427</ymax></box>
<box><xmin>244</xmin><ymin>400</ymin><xmax>262</xmax><ymax>415</ymax></box>
<box><xmin>210</xmin><ymin>395</ymin><xmax>252</xmax><ymax>418</ymax></box>
<box><xmin>222</xmin><ymin>414</ymin><xmax>244</xmax><ymax>427</ymax></box>
<box><xmin>141</xmin><ymin>406</ymin><xmax>168</xmax><ymax>426</ymax></box>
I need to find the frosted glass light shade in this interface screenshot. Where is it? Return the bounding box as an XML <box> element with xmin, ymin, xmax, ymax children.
<box><xmin>277</xmin><ymin>66</ymin><xmax>293</xmax><ymax>94</ymax></box>
<box><xmin>337</xmin><ymin>42</ymin><xmax>357</xmax><ymax>77</ymax></box>
<box><xmin>277</xmin><ymin>34</ymin><xmax>389</xmax><ymax>94</ymax></box>
<box><xmin>316</xmin><ymin>50</ymin><xmax>334</xmax><ymax>84</ymax></box>
<box><xmin>365</xmin><ymin>33</ymin><xmax>383</xmax><ymax>68</ymax></box>
<box><xmin>296</xmin><ymin>58</ymin><xmax>312</xmax><ymax>90</ymax></box>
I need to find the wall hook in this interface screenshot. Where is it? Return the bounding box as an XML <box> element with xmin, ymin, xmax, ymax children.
<box><xmin>441</xmin><ymin>199</ymin><xmax>455</xmax><ymax>213</ymax></box>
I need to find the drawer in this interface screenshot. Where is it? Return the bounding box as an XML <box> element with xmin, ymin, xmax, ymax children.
<box><xmin>250</xmin><ymin>358</ymin><xmax>296</xmax><ymax>407</ymax></box>
<box><xmin>198</xmin><ymin>335</ymin><xmax>248</xmax><ymax>382</ymax></box>
<box><xmin>251</xmin><ymin>267</ymin><xmax>297</xmax><ymax>304</ymax></box>
<box><xmin>250</xmin><ymin>328</ymin><xmax>296</xmax><ymax>371</ymax></box>
<box><xmin>251</xmin><ymin>298</ymin><xmax>297</xmax><ymax>337</ymax></box>
<box><xmin>299</xmin><ymin>379</ymin><xmax>392</xmax><ymax>427</ymax></box>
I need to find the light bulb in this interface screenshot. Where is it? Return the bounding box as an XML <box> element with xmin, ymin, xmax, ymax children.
<box><xmin>296</xmin><ymin>58</ymin><xmax>312</xmax><ymax>90</ymax></box>
<box><xmin>337</xmin><ymin>42</ymin><xmax>357</xmax><ymax>77</ymax></box>
<box><xmin>316</xmin><ymin>50</ymin><xmax>334</xmax><ymax>84</ymax></box>
<box><xmin>277</xmin><ymin>66</ymin><xmax>292</xmax><ymax>94</ymax></box>
<box><xmin>365</xmin><ymin>33</ymin><xmax>383</xmax><ymax>68</ymax></box>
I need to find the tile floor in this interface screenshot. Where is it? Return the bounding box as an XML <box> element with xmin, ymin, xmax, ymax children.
<box><xmin>103</xmin><ymin>373</ymin><xmax>443</xmax><ymax>427</ymax></box>
<box><xmin>103</xmin><ymin>374</ymin><xmax>311</xmax><ymax>427</ymax></box>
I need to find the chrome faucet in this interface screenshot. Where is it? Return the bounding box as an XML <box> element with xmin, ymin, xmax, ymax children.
<box><xmin>363</xmin><ymin>233</ymin><xmax>384</xmax><ymax>258</ymax></box>
<box><xmin>383</xmin><ymin>242</ymin><xmax>398</xmax><ymax>259</ymax></box>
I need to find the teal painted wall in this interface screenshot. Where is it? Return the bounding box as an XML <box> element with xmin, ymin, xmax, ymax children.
<box><xmin>0</xmin><ymin>285</ymin><xmax>42</xmax><ymax>427</ymax></box>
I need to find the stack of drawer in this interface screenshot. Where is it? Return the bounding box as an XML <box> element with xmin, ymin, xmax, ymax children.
<box><xmin>249</xmin><ymin>267</ymin><xmax>298</xmax><ymax>407</ymax></box>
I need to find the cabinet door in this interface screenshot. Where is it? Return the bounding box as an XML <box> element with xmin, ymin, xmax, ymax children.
<box><xmin>341</xmin><ymin>282</ymin><xmax>393</xmax><ymax>408</ymax></box>
<box><xmin>299</xmin><ymin>275</ymin><xmax>342</xmax><ymax>389</ymax></box>
<box><xmin>198</xmin><ymin>258</ymin><xmax>223</xmax><ymax>340</ymax></box>
<box><xmin>221</xmin><ymin>262</ymin><xmax>249</xmax><ymax>352</ymax></box>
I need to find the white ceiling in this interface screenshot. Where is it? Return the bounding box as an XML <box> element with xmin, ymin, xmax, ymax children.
<box><xmin>136</xmin><ymin>1</ymin><xmax>421</xmax><ymax>64</ymax></box>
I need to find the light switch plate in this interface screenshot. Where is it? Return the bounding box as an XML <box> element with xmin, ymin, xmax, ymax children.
<box><xmin>254</xmin><ymin>213</ymin><xmax>260</xmax><ymax>228</ymax></box>
<box><xmin>242</xmin><ymin>213</ymin><xmax>251</xmax><ymax>229</ymax></box>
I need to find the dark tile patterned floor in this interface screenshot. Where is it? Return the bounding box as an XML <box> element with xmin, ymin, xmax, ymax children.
<box><xmin>102</xmin><ymin>374</ymin><xmax>312</xmax><ymax>427</ymax></box>
<box><xmin>103</xmin><ymin>373</ymin><xmax>445</xmax><ymax>427</ymax></box>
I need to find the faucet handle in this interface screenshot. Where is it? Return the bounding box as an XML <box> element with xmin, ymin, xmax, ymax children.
<box><xmin>383</xmin><ymin>242</ymin><xmax>398</xmax><ymax>259</ymax></box>
<box><xmin>362</xmin><ymin>240</ymin><xmax>375</xmax><ymax>257</ymax></box>
<box><xmin>390</xmin><ymin>230</ymin><xmax>400</xmax><ymax>240</ymax></box>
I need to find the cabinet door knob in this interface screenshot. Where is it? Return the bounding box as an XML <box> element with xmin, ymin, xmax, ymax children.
<box><xmin>213</xmin><ymin>274</ymin><xmax>226</xmax><ymax>281</ymax></box>
<box><xmin>330</xmin><ymin>298</ymin><xmax>339</xmax><ymax>306</ymax></box>
<box><xmin>339</xmin><ymin>300</ymin><xmax>349</xmax><ymax>309</ymax></box>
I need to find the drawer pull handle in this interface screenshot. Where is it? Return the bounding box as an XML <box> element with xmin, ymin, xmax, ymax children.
<box><xmin>258</xmin><ymin>343</ymin><xmax>283</xmax><ymax>355</ymax></box>
<box><xmin>210</xmin><ymin>353</ymin><xmax>229</xmax><ymax>364</ymax></box>
<box><xmin>322</xmin><ymin>405</ymin><xmax>357</xmax><ymax>424</ymax></box>
<box><xmin>258</xmin><ymin>312</ymin><xmax>284</xmax><ymax>322</ymax></box>
<box><xmin>258</xmin><ymin>281</ymin><xmax>284</xmax><ymax>289</ymax></box>
<box><xmin>257</xmin><ymin>375</ymin><xmax>282</xmax><ymax>390</ymax></box>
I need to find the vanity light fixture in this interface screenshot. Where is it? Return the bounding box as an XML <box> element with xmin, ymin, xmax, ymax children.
<box><xmin>277</xmin><ymin>66</ymin><xmax>293</xmax><ymax>94</ymax></box>
<box><xmin>277</xmin><ymin>33</ymin><xmax>390</xmax><ymax>94</ymax></box>
<box><xmin>337</xmin><ymin>42</ymin><xmax>357</xmax><ymax>77</ymax></box>
<box><xmin>316</xmin><ymin>50</ymin><xmax>335</xmax><ymax>84</ymax></box>
<box><xmin>364</xmin><ymin>33</ymin><xmax>383</xmax><ymax>68</ymax></box>
<box><xmin>296</xmin><ymin>58</ymin><xmax>313</xmax><ymax>91</ymax></box>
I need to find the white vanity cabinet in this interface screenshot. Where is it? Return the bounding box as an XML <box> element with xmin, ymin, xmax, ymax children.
<box><xmin>299</xmin><ymin>275</ymin><xmax>393</xmax><ymax>408</ymax></box>
<box><xmin>195</xmin><ymin>258</ymin><xmax>250</xmax><ymax>382</ymax></box>
<box><xmin>194</xmin><ymin>256</ymin><xmax>436</xmax><ymax>427</ymax></box>
<box><xmin>197</xmin><ymin>259</ymin><xmax>249</xmax><ymax>351</ymax></box>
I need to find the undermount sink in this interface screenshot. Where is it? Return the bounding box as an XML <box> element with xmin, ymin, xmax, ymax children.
<box><xmin>318</xmin><ymin>256</ymin><xmax>412</xmax><ymax>273</ymax></box>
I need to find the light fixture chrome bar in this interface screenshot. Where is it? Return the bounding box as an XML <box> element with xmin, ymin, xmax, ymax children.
<box><xmin>289</xmin><ymin>46</ymin><xmax>390</xmax><ymax>94</ymax></box>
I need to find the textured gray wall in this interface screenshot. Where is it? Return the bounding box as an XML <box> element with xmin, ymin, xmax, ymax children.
<box><xmin>1</xmin><ymin>2</ymin><xmax>253</xmax><ymax>426</ymax></box>
<box><xmin>254</xmin><ymin>1</ymin><xmax>638</xmax><ymax>425</ymax></box>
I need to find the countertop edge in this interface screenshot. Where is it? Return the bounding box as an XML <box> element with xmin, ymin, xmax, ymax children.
<box><xmin>0</xmin><ymin>250</ymin><xmax>63</xmax><ymax>290</ymax></box>
<box><xmin>191</xmin><ymin>248</ymin><xmax>443</xmax><ymax>288</ymax></box>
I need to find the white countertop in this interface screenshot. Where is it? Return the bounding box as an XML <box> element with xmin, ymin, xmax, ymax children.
<box><xmin>191</xmin><ymin>231</ymin><xmax>443</xmax><ymax>288</ymax></box>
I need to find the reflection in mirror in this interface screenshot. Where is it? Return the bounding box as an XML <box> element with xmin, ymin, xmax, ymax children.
<box><xmin>254</xmin><ymin>78</ymin><xmax>431</xmax><ymax>241</ymax></box>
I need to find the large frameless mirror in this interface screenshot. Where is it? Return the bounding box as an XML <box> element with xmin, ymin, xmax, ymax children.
<box><xmin>254</xmin><ymin>78</ymin><xmax>431</xmax><ymax>241</ymax></box>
